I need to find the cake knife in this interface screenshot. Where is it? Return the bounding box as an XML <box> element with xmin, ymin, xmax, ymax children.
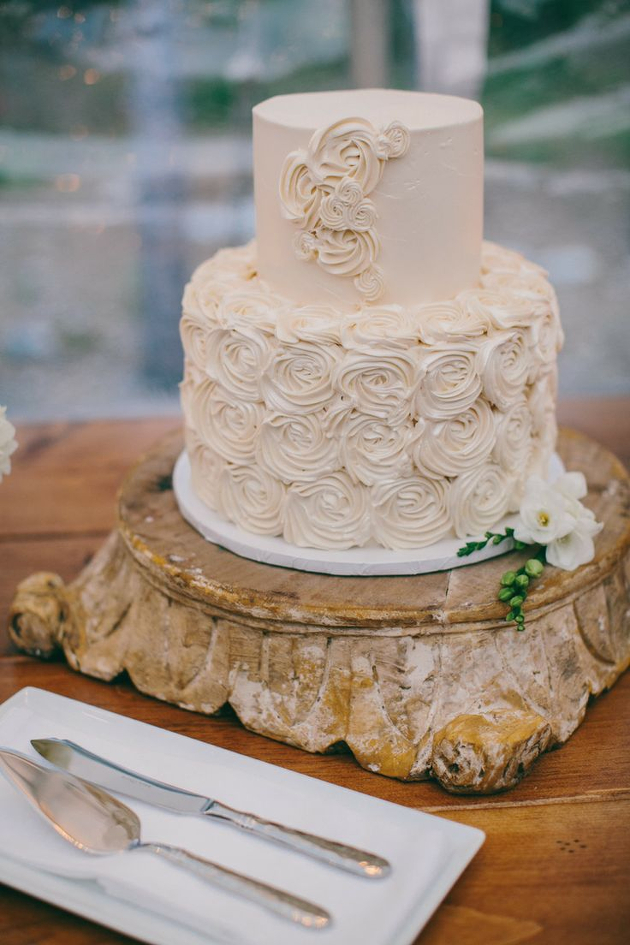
<box><xmin>0</xmin><ymin>748</ymin><xmax>329</xmax><ymax>929</ymax></box>
<box><xmin>31</xmin><ymin>738</ymin><xmax>390</xmax><ymax>879</ymax></box>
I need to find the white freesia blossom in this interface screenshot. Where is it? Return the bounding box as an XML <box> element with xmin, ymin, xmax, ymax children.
<box><xmin>515</xmin><ymin>472</ymin><xmax>602</xmax><ymax>571</ymax></box>
<box><xmin>0</xmin><ymin>406</ymin><xmax>17</xmax><ymax>482</ymax></box>
<box><xmin>546</xmin><ymin>509</ymin><xmax>603</xmax><ymax>570</ymax></box>
<box><xmin>515</xmin><ymin>476</ymin><xmax>576</xmax><ymax>545</ymax></box>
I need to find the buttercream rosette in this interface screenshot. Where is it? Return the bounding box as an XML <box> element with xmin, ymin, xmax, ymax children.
<box><xmin>180</xmin><ymin>239</ymin><xmax>563</xmax><ymax>551</ymax></box>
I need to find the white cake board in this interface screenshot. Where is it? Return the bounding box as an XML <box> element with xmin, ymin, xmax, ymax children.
<box><xmin>173</xmin><ymin>451</ymin><xmax>565</xmax><ymax>577</ymax></box>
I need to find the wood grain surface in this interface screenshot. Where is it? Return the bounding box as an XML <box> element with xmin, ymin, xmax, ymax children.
<box><xmin>1</xmin><ymin>399</ymin><xmax>629</xmax><ymax>945</ymax></box>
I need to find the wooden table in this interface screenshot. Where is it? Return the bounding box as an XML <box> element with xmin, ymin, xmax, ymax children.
<box><xmin>1</xmin><ymin>399</ymin><xmax>629</xmax><ymax>945</ymax></box>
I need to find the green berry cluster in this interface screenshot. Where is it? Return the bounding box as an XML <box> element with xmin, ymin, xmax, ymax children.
<box><xmin>498</xmin><ymin>551</ymin><xmax>546</xmax><ymax>631</ymax></box>
<box><xmin>457</xmin><ymin>526</ymin><xmax>528</xmax><ymax>558</ymax></box>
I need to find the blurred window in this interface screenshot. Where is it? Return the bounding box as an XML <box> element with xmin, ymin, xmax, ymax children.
<box><xmin>1</xmin><ymin>0</ymin><xmax>628</xmax><ymax>420</ymax></box>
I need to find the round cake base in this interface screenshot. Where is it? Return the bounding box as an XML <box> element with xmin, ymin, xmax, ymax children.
<box><xmin>173</xmin><ymin>449</ymin><xmax>565</xmax><ymax>576</ymax></box>
<box><xmin>8</xmin><ymin>429</ymin><xmax>630</xmax><ymax>794</ymax></box>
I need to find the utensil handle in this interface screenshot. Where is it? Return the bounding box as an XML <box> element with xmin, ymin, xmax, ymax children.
<box><xmin>139</xmin><ymin>842</ymin><xmax>330</xmax><ymax>930</ymax></box>
<box><xmin>208</xmin><ymin>802</ymin><xmax>390</xmax><ymax>879</ymax></box>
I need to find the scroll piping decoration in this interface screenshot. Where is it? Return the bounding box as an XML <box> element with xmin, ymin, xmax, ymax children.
<box><xmin>279</xmin><ymin>118</ymin><xmax>410</xmax><ymax>303</ymax></box>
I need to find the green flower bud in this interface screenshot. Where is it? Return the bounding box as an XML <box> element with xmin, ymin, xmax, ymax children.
<box><xmin>501</xmin><ymin>570</ymin><xmax>517</xmax><ymax>586</ymax></box>
<box><xmin>510</xmin><ymin>595</ymin><xmax>524</xmax><ymax>608</ymax></box>
<box><xmin>525</xmin><ymin>559</ymin><xmax>544</xmax><ymax>578</ymax></box>
<box><xmin>514</xmin><ymin>540</ymin><xmax>527</xmax><ymax>550</ymax></box>
<box><xmin>506</xmin><ymin>610</ymin><xmax>517</xmax><ymax>622</ymax></box>
<box><xmin>515</xmin><ymin>574</ymin><xmax>530</xmax><ymax>589</ymax></box>
<box><xmin>498</xmin><ymin>587</ymin><xmax>514</xmax><ymax>602</ymax></box>
<box><xmin>492</xmin><ymin>534</ymin><xmax>503</xmax><ymax>544</ymax></box>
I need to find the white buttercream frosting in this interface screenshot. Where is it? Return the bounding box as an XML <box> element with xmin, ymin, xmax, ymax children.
<box><xmin>284</xmin><ymin>472</ymin><xmax>371</xmax><ymax>549</ymax></box>
<box><xmin>278</xmin><ymin>117</ymin><xmax>410</xmax><ymax>302</ymax></box>
<box><xmin>180</xmin><ymin>239</ymin><xmax>562</xmax><ymax>550</ymax></box>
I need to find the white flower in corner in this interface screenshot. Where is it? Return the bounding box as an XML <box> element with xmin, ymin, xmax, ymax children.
<box><xmin>515</xmin><ymin>471</ymin><xmax>603</xmax><ymax>571</ymax></box>
<box><xmin>0</xmin><ymin>406</ymin><xmax>18</xmax><ymax>483</ymax></box>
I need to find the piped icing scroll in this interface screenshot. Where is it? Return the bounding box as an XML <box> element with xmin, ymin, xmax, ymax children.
<box><xmin>180</xmin><ymin>239</ymin><xmax>563</xmax><ymax>551</ymax></box>
<box><xmin>278</xmin><ymin>118</ymin><xmax>410</xmax><ymax>303</ymax></box>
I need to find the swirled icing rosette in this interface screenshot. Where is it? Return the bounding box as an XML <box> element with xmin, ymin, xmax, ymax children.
<box><xmin>413</xmin><ymin>399</ymin><xmax>496</xmax><ymax>479</ymax></box>
<box><xmin>180</xmin><ymin>238</ymin><xmax>563</xmax><ymax>550</ymax></box>
<box><xmin>414</xmin><ymin>346</ymin><xmax>482</xmax><ymax>421</ymax></box>
<box><xmin>257</xmin><ymin>411</ymin><xmax>339</xmax><ymax>483</ymax></box>
<box><xmin>477</xmin><ymin>329</ymin><xmax>530</xmax><ymax>411</ymax></box>
<box><xmin>279</xmin><ymin>117</ymin><xmax>410</xmax><ymax>302</ymax></box>
<box><xmin>528</xmin><ymin>307</ymin><xmax>564</xmax><ymax>365</ymax></box>
<box><xmin>180</xmin><ymin>308</ymin><xmax>210</xmax><ymax>374</ymax></box>
<box><xmin>459</xmin><ymin>287</ymin><xmax>541</xmax><ymax>331</ymax></box>
<box><xmin>191</xmin><ymin>379</ymin><xmax>263</xmax><ymax>465</ymax></box>
<box><xmin>217</xmin><ymin>289</ymin><xmax>287</xmax><ymax>334</ymax></box>
<box><xmin>415</xmin><ymin>300</ymin><xmax>490</xmax><ymax>345</ymax></box>
<box><xmin>284</xmin><ymin>472</ymin><xmax>371</xmax><ymax>550</ymax></box>
<box><xmin>328</xmin><ymin>407</ymin><xmax>414</xmax><ymax>486</ymax></box>
<box><xmin>480</xmin><ymin>241</ymin><xmax>528</xmax><ymax>275</ymax></box>
<box><xmin>217</xmin><ymin>464</ymin><xmax>286</xmax><ymax>536</ymax></box>
<box><xmin>493</xmin><ymin>399</ymin><xmax>534</xmax><ymax>474</ymax></box>
<box><xmin>185</xmin><ymin>427</ymin><xmax>225</xmax><ymax>512</ymax></box>
<box><xmin>206</xmin><ymin>326</ymin><xmax>276</xmax><ymax>403</ymax></box>
<box><xmin>341</xmin><ymin>306</ymin><xmax>417</xmax><ymax>350</ymax></box>
<box><xmin>334</xmin><ymin>349</ymin><xmax>416</xmax><ymax>423</ymax></box>
<box><xmin>371</xmin><ymin>477</ymin><xmax>451</xmax><ymax>550</ymax></box>
<box><xmin>276</xmin><ymin>306</ymin><xmax>344</xmax><ymax>345</ymax></box>
<box><xmin>261</xmin><ymin>340</ymin><xmax>339</xmax><ymax>415</ymax></box>
<box><xmin>449</xmin><ymin>462</ymin><xmax>514</xmax><ymax>538</ymax></box>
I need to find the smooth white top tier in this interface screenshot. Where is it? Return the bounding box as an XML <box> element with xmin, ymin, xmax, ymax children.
<box><xmin>253</xmin><ymin>89</ymin><xmax>484</xmax><ymax>308</ymax></box>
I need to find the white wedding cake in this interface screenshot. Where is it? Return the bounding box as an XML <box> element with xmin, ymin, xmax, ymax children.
<box><xmin>179</xmin><ymin>89</ymin><xmax>562</xmax><ymax>552</ymax></box>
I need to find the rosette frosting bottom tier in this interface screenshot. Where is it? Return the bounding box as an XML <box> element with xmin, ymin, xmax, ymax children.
<box><xmin>180</xmin><ymin>240</ymin><xmax>563</xmax><ymax>552</ymax></box>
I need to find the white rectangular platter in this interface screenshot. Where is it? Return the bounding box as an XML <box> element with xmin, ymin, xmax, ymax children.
<box><xmin>0</xmin><ymin>687</ymin><xmax>484</xmax><ymax>945</ymax></box>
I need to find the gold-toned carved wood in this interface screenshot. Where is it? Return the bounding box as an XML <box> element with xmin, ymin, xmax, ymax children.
<box><xmin>8</xmin><ymin>429</ymin><xmax>630</xmax><ymax>793</ymax></box>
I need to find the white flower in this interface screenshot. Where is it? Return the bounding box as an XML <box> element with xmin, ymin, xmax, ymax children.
<box><xmin>514</xmin><ymin>476</ymin><xmax>577</xmax><ymax>545</ymax></box>
<box><xmin>514</xmin><ymin>471</ymin><xmax>603</xmax><ymax>570</ymax></box>
<box><xmin>554</xmin><ymin>471</ymin><xmax>588</xmax><ymax>502</ymax></box>
<box><xmin>546</xmin><ymin>512</ymin><xmax>603</xmax><ymax>571</ymax></box>
<box><xmin>0</xmin><ymin>406</ymin><xmax>17</xmax><ymax>482</ymax></box>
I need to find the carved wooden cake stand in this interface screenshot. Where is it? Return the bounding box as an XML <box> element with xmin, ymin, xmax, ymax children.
<box><xmin>9</xmin><ymin>429</ymin><xmax>630</xmax><ymax>794</ymax></box>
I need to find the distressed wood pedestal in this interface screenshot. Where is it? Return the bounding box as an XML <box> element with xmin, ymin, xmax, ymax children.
<box><xmin>9</xmin><ymin>428</ymin><xmax>630</xmax><ymax>794</ymax></box>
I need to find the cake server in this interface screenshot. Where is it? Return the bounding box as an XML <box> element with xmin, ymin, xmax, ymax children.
<box><xmin>0</xmin><ymin>747</ymin><xmax>330</xmax><ymax>930</ymax></box>
<box><xmin>31</xmin><ymin>737</ymin><xmax>390</xmax><ymax>879</ymax></box>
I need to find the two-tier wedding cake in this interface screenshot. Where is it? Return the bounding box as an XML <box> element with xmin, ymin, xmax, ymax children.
<box><xmin>179</xmin><ymin>89</ymin><xmax>562</xmax><ymax>554</ymax></box>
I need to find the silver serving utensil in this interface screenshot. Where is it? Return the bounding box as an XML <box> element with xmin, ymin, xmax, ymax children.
<box><xmin>31</xmin><ymin>737</ymin><xmax>390</xmax><ymax>879</ymax></box>
<box><xmin>0</xmin><ymin>748</ymin><xmax>330</xmax><ymax>930</ymax></box>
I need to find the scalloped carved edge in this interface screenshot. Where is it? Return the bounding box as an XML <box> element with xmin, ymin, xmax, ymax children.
<box><xmin>8</xmin><ymin>526</ymin><xmax>630</xmax><ymax>794</ymax></box>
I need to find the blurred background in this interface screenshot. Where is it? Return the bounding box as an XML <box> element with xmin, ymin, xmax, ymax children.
<box><xmin>1</xmin><ymin>0</ymin><xmax>629</xmax><ymax>421</ymax></box>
